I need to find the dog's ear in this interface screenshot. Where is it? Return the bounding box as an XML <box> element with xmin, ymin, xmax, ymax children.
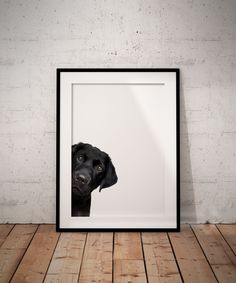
<box><xmin>99</xmin><ymin>157</ymin><xmax>118</xmax><ymax>192</ymax></box>
<box><xmin>72</xmin><ymin>142</ymin><xmax>85</xmax><ymax>154</ymax></box>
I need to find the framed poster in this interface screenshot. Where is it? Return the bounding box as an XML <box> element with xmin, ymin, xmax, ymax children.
<box><xmin>56</xmin><ymin>69</ymin><xmax>180</xmax><ymax>231</ymax></box>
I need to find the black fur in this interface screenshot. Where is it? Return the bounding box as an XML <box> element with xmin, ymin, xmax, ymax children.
<box><xmin>72</xmin><ymin>142</ymin><xmax>118</xmax><ymax>216</ymax></box>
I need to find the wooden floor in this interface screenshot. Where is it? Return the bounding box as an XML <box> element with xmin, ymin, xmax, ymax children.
<box><xmin>0</xmin><ymin>225</ymin><xmax>235</xmax><ymax>283</ymax></box>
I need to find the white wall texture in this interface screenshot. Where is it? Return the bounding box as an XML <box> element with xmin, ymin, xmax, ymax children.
<box><xmin>0</xmin><ymin>0</ymin><xmax>236</xmax><ymax>223</ymax></box>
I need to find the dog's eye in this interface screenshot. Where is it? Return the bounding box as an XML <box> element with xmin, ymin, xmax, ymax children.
<box><xmin>97</xmin><ymin>165</ymin><xmax>103</xmax><ymax>172</ymax></box>
<box><xmin>77</xmin><ymin>155</ymin><xmax>84</xmax><ymax>162</ymax></box>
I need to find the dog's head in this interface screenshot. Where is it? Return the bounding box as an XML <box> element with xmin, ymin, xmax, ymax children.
<box><xmin>72</xmin><ymin>142</ymin><xmax>118</xmax><ymax>198</ymax></box>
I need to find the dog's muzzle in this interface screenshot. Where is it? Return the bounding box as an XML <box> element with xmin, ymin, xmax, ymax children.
<box><xmin>74</xmin><ymin>172</ymin><xmax>91</xmax><ymax>186</ymax></box>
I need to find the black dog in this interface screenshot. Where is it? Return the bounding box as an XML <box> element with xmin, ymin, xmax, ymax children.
<box><xmin>72</xmin><ymin>142</ymin><xmax>118</xmax><ymax>216</ymax></box>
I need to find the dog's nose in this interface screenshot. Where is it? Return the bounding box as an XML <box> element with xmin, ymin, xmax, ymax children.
<box><xmin>77</xmin><ymin>174</ymin><xmax>89</xmax><ymax>185</ymax></box>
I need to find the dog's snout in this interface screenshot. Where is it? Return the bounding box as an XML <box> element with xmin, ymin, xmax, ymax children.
<box><xmin>77</xmin><ymin>174</ymin><xmax>89</xmax><ymax>185</ymax></box>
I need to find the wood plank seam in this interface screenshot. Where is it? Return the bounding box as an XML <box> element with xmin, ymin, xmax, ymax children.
<box><xmin>44</xmin><ymin>231</ymin><xmax>87</xmax><ymax>282</ymax></box>
<box><xmin>167</xmin><ymin>232</ymin><xmax>184</xmax><ymax>283</ymax></box>
<box><xmin>0</xmin><ymin>224</ymin><xmax>15</xmax><ymax>248</ymax></box>
<box><xmin>7</xmin><ymin>224</ymin><xmax>14</xmax><ymax>237</ymax></box>
<box><xmin>216</xmin><ymin>225</ymin><xmax>236</xmax><ymax>257</ymax></box>
<box><xmin>77</xmin><ymin>232</ymin><xmax>88</xmax><ymax>281</ymax></box>
<box><xmin>190</xmin><ymin>225</ymin><xmax>220</xmax><ymax>283</ymax></box>
<box><xmin>41</xmin><ymin>230</ymin><xmax>61</xmax><ymax>282</ymax></box>
<box><xmin>11</xmin><ymin>225</ymin><xmax>60</xmax><ymax>283</ymax></box>
<box><xmin>78</xmin><ymin>232</ymin><xmax>113</xmax><ymax>282</ymax></box>
<box><xmin>140</xmin><ymin>232</ymin><xmax>150</xmax><ymax>283</ymax></box>
<box><xmin>8</xmin><ymin>224</ymin><xmax>39</xmax><ymax>282</ymax></box>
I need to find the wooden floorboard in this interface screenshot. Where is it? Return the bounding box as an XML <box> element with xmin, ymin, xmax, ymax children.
<box><xmin>11</xmin><ymin>225</ymin><xmax>59</xmax><ymax>283</ymax></box>
<box><xmin>0</xmin><ymin>224</ymin><xmax>235</xmax><ymax>282</ymax></box>
<box><xmin>114</xmin><ymin>232</ymin><xmax>147</xmax><ymax>283</ymax></box>
<box><xmin>142</xmin><ymin>232</ymin><xmax>182</xmax><ymax>283</ymax></box>
<box><xmin>192</xmin><ymin>224</ymin><xmax>236</xmax><ymax>283</ymax></box>
<box><xmin>0</xmin><ymin>224</ymin><xmax>38</xmax><ymax>283</ymax></box>
<box><xmin>78</xmin><ymin>232</ymin><xmax>113</xmax><ymax>283</ymax></box>
<box><xmin>217</xmin><ymin>224</ymin><xmax>236</xmax><ymax>255</ymax></box>
<box><xmin>45</xmin><ymin>232</ymin><xmax>86</xmax><ymax>283</ymax></box>
<box><xmin>169</xmin><ymin>225</ymin><xmax>218</xmax><ymax>283</ymax></box>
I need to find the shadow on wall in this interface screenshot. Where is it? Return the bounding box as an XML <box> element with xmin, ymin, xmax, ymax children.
<box><xmin>180</xmin><ymin>82</ymin><xmax>197</xmax><ymax>223</ymax></box>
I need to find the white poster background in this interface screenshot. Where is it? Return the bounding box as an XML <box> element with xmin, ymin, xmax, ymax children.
<box><xmin>60</xmin><ymin>72</ymin><xmax>177</xmax><ymax>228</ymax></box>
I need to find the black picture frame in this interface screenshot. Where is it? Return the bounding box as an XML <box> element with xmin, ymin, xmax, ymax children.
<box><xmin>56</xmin><ymin>68</ymin><xmax>180</xmax><ymax>232</ymax></box>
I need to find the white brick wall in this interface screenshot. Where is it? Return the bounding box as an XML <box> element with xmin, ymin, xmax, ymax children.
<box><xmin>0</xmin><ymin>0</ymin><xmax>235</xmax><ymax>223</ymax></box>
